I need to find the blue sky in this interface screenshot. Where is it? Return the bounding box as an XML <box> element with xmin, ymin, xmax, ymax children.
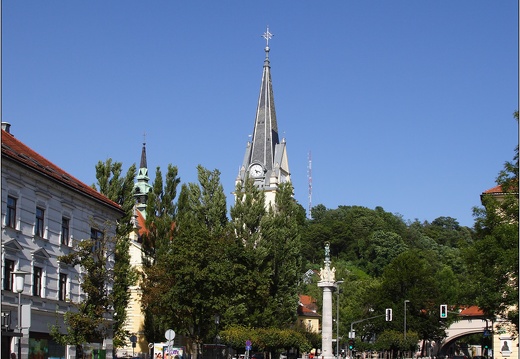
<box><xmin>2</xmin><ymin>1</ymin><xmax>518</xmax><ymax>227</ymax></box>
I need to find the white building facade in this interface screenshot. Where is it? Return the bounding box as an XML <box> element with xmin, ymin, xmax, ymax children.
<box><xmin>1</xmin><ymin>124</ymin><xmax>123</xmax><ymax>359</ymax></box>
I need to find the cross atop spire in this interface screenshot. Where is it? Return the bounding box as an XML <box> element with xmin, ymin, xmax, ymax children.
<box><xmin>262</xmin><ymin>26</ymin><xmax>273</xmax><ymax>48</ymax></box>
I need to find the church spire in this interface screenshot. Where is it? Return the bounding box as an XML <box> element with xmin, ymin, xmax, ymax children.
<box><xmin>134</xmin><ymin>137</ymin><xmax>152</xmax><ymax>217</ymax></box>
<box><xmin>249</xmin><ymin>26</ymin><xmax>279</xmax><ymax>170</ymax></box>
<box><xmin>236</xmin><ymin>27</ymin><xmax>291</xmax><ymax>206</ymax></box>
<box><xmin>140</xmin><ymin>138</ymin><xmax>147</xmax><ymax>169</ymax></box>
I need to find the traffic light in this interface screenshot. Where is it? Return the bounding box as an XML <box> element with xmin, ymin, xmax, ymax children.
<box><xmin>482</xmin><ymin>336</ymin><xmax>491</xmax><ymax>351</ymax></box>
<box><xmin>440</xmin><ymin>304</ymin><xmax>447</xmax><ymax>318</ymax></box>
<box><xmin>348</xmin><ymin>340</ymin><xmax>354</xmax><ymax>350</ymax></box>
<box><xmin>385</xmin><ymin>308</ymin><xmax>392</xmax><ymax>321</ymax></box>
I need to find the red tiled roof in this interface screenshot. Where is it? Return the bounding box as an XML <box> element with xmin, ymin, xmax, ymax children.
<box><xmin>459</xmin><ymin>305</ymin><xmax>485</xmax><ymax>317</ymax></box>
<box><xmin>300</xmin><ymin>294</ymin><xmax>315</xmax><ymax>306</ymax></box>
<box><xmin>1</xmin><ymin>129</ymin><xmax>122</xmax><ymax>213</ymax></box>
<box><xmin>483</xmin><ymin>185</ymin><xmax>504</xmax><ymax>194</ymax></box>
<box><xmin>298</xmin><ymin>294</ymin><xmax>320</xmax><ymax>317</ymax></box>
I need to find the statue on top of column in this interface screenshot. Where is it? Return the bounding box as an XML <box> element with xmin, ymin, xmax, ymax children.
<box><xmin>319</xmin><ymin>243</ymin><xmax>336</xmax><ymax>282</ymax></box>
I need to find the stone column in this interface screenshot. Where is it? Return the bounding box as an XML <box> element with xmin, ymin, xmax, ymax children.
<box><xmin>318</xmin><ymin>281</ymin><xmax>337</xmax><ymax>359</ymax></box>
<box><xmin>318</xmin><ymin>243</ymin><xmax>337</xmax><ymax>359</ymax></box>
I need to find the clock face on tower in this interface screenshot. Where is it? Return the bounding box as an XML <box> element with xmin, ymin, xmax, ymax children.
<box><xmin>249</xmin><ymin>164</ymin><xmax>264</xmax><ymax>178</ymax></box>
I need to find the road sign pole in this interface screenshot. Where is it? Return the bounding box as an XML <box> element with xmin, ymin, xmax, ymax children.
<box><xmin>245</xmin><ymin>340</ymin><xmax>252</xmax><ymax>359</ymax></box>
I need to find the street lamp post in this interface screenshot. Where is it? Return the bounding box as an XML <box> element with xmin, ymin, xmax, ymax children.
<box><xmin>336</xmin><ymin>280</ymin><xmax>344</xmax><ymax>359</ymax></box>
<box><xmin>13</xmin><ymin>270</ymin><xmax>28</xmax><ymax>359</ymax></box>
<box><xmin>403</xmin><ymin>300</ymin><xmax>410</xmax><ymax>341</ymax></box>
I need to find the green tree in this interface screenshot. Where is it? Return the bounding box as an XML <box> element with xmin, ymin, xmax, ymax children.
<box><xmin>92</xmin><ymin>159</ymin><xmax>138</xmax><ymax>347</ymax></box>
<box><xmin>142</xmin><ymin>165</ymin><xmax>234</xmax><ymax>355</ymax></box>
<box><xmin>229</xmin><ymin>179</ymin><xmax>270</xmax><ymax>326</ymax></box>
<box><xmin>229</xmin><ymin>181</ymin><xmax>304</xmax><ymax>329</ymax></box>
<box><xmin>377</xmin><ymin>251</ymin><xmax>454</xmax><ymax>347</ymax></box>
<box><xmin>359</xmin><ymin>230</ymin><xmax>408</xmax><ymax>277</ymax></box>
<box><xmin>421</xmin><ymin>216</ymin><xmax>473</xmax><ymax>248</ymax></box>
<box><xmin>340</xmin><ymin>269</ymin><xmax>381</xmax><ymax>342</ymax></box>
<box><xmin>466</xmin><ymin>128</ymin><xmax>518</xmax><ymax>334</ymax></box>
<box><xmin>51</xmin><ymin>224</ymin><xmax>118</xmax><ymax>358</ymax></box>
<box><xmin>220</xmin><ymin>325</ymin><xmax>312</xmax><ymax>357</ymax></box>
<box><xmin>374</xmin><ymin>329</ymin><xmax>419</xmax><ymax>357</ymax></box>
<box><xmin>256</xmin><ymin>182</ymin><xmax>303</xmax><ymax>328</ymax></box>
<box><xmin>140</xmin><ymin>164</ymin><xmax>181</xmax><ymax>342</ymax></box>
<box><xmin>302</xmin><ymin>205</ymin><xmax>408</xmax><ymax>267</ymax></box>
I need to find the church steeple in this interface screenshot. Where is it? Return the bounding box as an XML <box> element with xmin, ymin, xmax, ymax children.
<box><xmin>236</xmin><ymin>27</ymin><xmax>291</xmax><ymax>206</ymax></box>
<box><xmin>251</xmin><ymin>27</ymin><xmax>279</xmax><ymax>172</ymax></box>
<box><xmin>134</xmin><ymin>140</ymin><xmax>152</xmax><ymax>217</ymax></box>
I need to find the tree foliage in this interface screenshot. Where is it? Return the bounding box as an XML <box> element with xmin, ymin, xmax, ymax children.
<box><xmin>255</xmin><ymin>182</ymin><xmax>303</xmax><ymax>327</ymax></box>
<box><xmin>140</xmin><ymin>164</ymin><xmax>181</xmax><ymax>342</ymax></box>
<box><xmin>465</xmin><ymin>126</ymin><xmax>519</xmax><ymax>334</ymax></box>
<box><xmin>51</xmin><ymin>224</ymin><xmax>117</xmax><ymax>358</ymax></box>
<box><xmin>220</xmin><ymin>325</ymin><xmax>312</xmax><ymax>356</ymax></box>
<box><xmin>301</xmin><ymin>206</ymin><xmax>468</xmax><ymax>353</ymax></box>
<box><xmin>87</xmin><ymin>110</ymin><xmax>518</xmax><ymax>356</ymax></box>
<box><xmin>53</xmin><ymin>158</ymin><xmax>138</xmax><ymax>352</ymax></box>
<box><xmin>228</xmin><ymin>181</ymin><xmax>304</xmax><ymax>330</ymax></box>
<box><xmin>374</xmin><ymin>330</ymin><xmax>419</xmax><ymax>356</ymax></box>
<box><xmin>92</xmin><ymin>159</ymin><xmax>138</xmax><ymax>347</ymax></box>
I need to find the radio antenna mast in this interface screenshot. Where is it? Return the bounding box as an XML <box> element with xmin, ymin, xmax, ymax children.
<box><xmin>307</xmin><ymin>151</ymin><xmax>313</xmax><ymax>219</ymax></box>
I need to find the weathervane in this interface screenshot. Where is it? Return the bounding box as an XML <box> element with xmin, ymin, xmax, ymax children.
<box><xmin>262</xmin><ymin>26</ymin><xmax>273</xmax><ymax>48</ymax></box>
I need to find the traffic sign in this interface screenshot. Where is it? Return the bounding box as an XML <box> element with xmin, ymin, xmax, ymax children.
<box><xmin>130</xmin><ymin>335</ymin><xmax>137</xmax><ymax>343</ymax></box>
<box><xmin>165</xmin><ymin>329</ymin><xmax>176</xmax><ymax>341</ymax></box>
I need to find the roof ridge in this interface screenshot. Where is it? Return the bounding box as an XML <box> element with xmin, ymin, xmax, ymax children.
<box><xmin>1</xmin><ymin>129</ymin><xmax>122</xmax><ymax>212</ymax></box>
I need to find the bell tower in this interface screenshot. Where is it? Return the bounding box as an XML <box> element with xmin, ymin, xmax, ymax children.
<box><xmin>236</xmin><ymin>27</ymin><xmax>291</xmax><ymax>207</ymax></box>
<box><xmin>133</xmin><ymin>139</ymin><xmax>152</xmax><ymax>217</ymax></box>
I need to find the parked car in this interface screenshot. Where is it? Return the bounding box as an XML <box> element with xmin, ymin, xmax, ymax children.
<box><xmin>251</xmin><ymin>354</ymin><xmax>264</xmax><ymax>359</ymax></box>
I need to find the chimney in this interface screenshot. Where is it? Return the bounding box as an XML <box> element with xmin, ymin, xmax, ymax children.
<box><xmin>1</xmin><ymin>122</ymin><xmax>11</xmax><ymax>133</ymax></box>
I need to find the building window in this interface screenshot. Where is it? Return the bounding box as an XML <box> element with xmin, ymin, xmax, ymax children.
<box><xmin>6</xmin><ymin>196</ymin><xmax>16</xmax><ymax>228</ymax></box>
<box><xmin>61</xmin><ymin>217</ymin><xmax>70</xmax><ymax>246</ymax></box>
<box><xmin>3</xmin><ymin>260</ymin><xmax>14</xmax><ymax>291</ymax></box>
<box><xmin>35</xmin><ymin>207</ymin><xmax>45</xmax><ymax>237</ymax></box>
<box><xmin>91</xmin><ymin>228</ymin><xmax>104</xmax><ymax>252</ymax></box>
<box><xmin>58</xmin><ymin>273</ymin><xmax>67</xmax><ymax>301</ymax></box>
<box><xmin>33</xmin><ymin>267</ymin><xmax>42</xmax><ymax>297</ymax></box>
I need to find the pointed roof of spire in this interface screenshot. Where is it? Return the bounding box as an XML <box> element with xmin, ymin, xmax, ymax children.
<box><xmin>140</xmin><ymin>142</ymin><xmax>147</xmax><ymax>169</ymax></box>
<box><xmin>250</xmin><ymin>26</ymin><xmax>279</xmax><ymax>171</ymax></box>
<box><xmin>236</xmin><ymin>27</ymin><xmax>291</xmax><ymax>195</ymax></box>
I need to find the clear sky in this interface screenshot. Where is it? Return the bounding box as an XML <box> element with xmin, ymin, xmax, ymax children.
<box><xmin>2</xmin><ymin>1</ymin><xmax>518</xmax><ymax>227</ymax></box>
